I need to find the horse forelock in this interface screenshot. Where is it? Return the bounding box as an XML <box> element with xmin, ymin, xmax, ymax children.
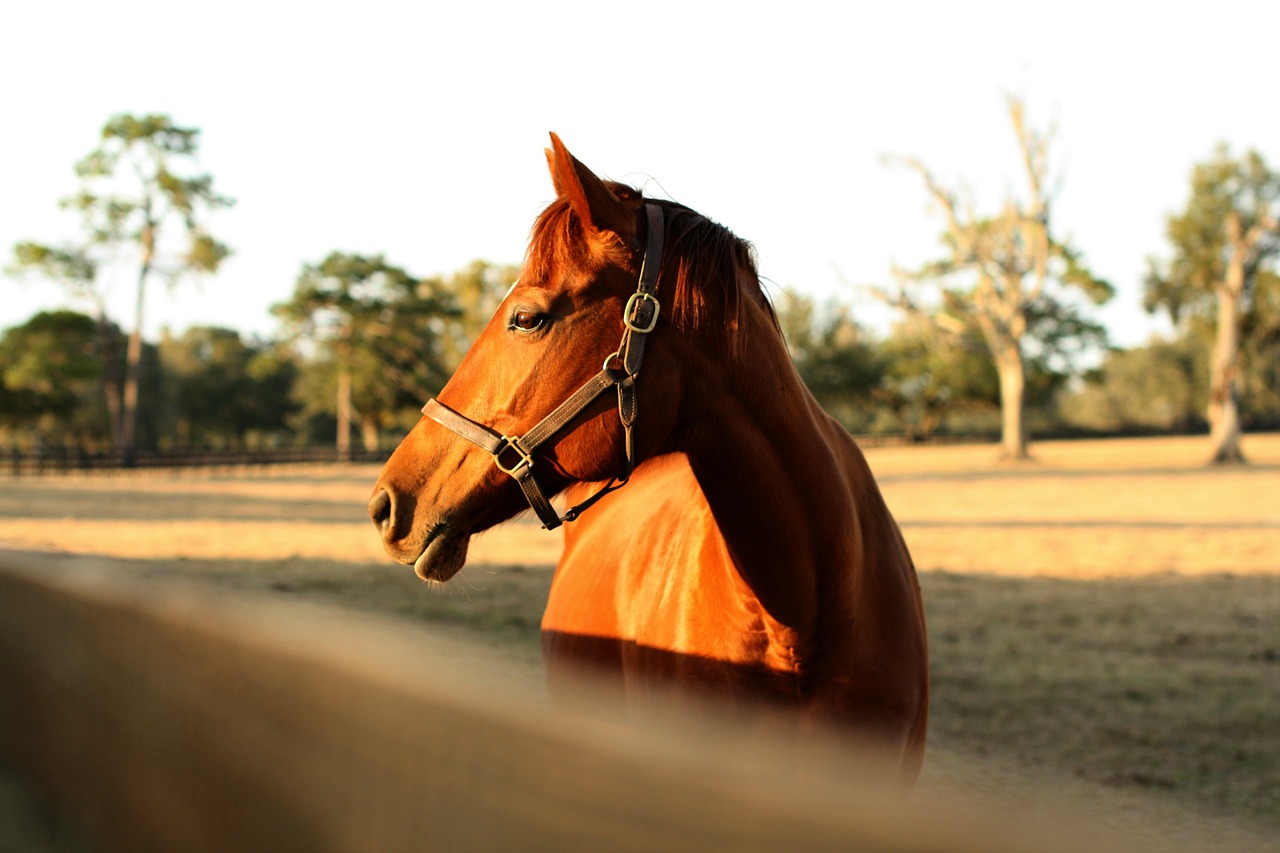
<box><xmin>524</xmin><ymin>192</ymin><xmax>775</xmax><ymax>350</ymax></box>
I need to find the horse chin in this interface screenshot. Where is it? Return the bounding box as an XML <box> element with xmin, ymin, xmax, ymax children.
<box><xmin>412</xmin><ymin>529</ymin><xmax>471</xmax><ymax>583</ymax></box>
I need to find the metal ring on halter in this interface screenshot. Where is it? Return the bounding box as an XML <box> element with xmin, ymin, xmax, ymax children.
<box><xmin>491</xmin><ymin>436</ymin><xmax>535</xmax><ymax>477</ymax></box>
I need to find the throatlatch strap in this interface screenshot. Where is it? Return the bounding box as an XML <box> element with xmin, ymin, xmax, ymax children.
<box><xmin>421</xmin><ymin>203</ymin><xmax>665</xmax><ymax>530</ymax></box>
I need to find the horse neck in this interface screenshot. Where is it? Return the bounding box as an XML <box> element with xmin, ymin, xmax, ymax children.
<box><xmin>677</xmin><ymin>298</ymin><xmax>873</xmax><ymax>648</ymax></box>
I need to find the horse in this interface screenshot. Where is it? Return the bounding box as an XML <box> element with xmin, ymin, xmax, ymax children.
<box><xmin>369</xmin><ymin>135</ymin><xmax>929</xmax><ymax>785</ymax></box>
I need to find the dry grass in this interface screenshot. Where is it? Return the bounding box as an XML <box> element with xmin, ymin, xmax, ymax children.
<box><xmin>1</xmin><ymin>433</ymin><xmax>1277</xmax><ymax>848</ymax></box>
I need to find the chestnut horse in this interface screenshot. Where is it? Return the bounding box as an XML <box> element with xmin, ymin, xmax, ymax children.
<box><xmin>370</xmin><ymin>136</ymin><xmax>928</xmax><ymax>784</ymax></box>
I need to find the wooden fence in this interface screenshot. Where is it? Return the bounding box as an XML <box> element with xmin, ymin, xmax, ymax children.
<box><xmin>0</xmin><ymin>550</ymin><xmax>1186</xmax><ymax>852</ymax></box>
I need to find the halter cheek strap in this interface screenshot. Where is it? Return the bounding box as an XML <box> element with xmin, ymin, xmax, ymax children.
<box><xmin>422</xmin><ymin>203</ymin><xmax>665</xmax><ymax>530</ymax></box>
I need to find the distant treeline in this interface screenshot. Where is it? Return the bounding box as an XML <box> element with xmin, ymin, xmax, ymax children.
<box><xmin>2</xmin><ymin>269</ymin><xmax>1275</xmax><ymax>461</ymax></box>
<box><xmin>5</xmin><ymin>111</ymin><xmax>1278</xmax><ymax>466</ymax></box>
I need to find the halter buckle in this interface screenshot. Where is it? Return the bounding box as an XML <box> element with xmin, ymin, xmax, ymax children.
<box><xmin>492</xmin><ymin>436</ymin><xmax>534</xmax><ymax>477</ymax></box>
<box><xmin>623</xmin><ymin>292</ymin><xmax>660</xmax><ymax>334</ymax></box>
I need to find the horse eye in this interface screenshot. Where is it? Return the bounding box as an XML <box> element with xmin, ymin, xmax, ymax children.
<box><xmin>509</xmin><ymin>309</ymin><xmax>547</xmax><ymax>333</ymax></box>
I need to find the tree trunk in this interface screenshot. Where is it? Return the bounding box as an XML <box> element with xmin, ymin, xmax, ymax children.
<box><xmin>360</xmin><ymin>415</ymin><xmax>380</xmax><ymax>452</ymax></box>
<box><xmin>119</xmin><ymin>326</ymin><xmax>142</xmax><ymax>466</ymax></box>
<box><xmin>119</xmin><ymin>270</ymin><xmax>149</xmax><ymax>466</ymax></box>
<box><xmin>336</xmin><ymin>342</ymin><xmax>352</xmax><ymax>463</ymax></box>
<box><xmin>92</xmin><ymin>301</ymin><xmax>123</xmax><ymax>451</ymax></box>
<box><xmin>995</xmin><ymin>348</ymin><xmax>1029</xmax><ymax>460</ymax></box>
<box><xmin>119</xmin><ymin>227</ymin><xmax>153</xmax><ymax>468</ymax></box>
<box><xmin>1207</xmin><ymin>283</ymin><xmax>1246</xmax><ymax>464</ymax></box>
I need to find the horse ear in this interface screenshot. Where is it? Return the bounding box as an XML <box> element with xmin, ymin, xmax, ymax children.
<box><xmin>546</xmin><ymin>133</ymin><xmax>636</xmax><ymax>240</ymax></box>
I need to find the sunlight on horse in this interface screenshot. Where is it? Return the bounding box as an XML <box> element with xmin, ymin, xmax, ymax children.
<box><xmin>370</xmin><ymin>135</ymin><xmax>928</xmax><ymax>785</ymax></box>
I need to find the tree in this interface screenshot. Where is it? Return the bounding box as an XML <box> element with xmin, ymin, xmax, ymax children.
<box><xmin>274</xmin><ymin>252</ymin><xmax>457</xmax><ymax>456</ymax></box>
<box><xmin>437</xmin><ymin>260</ymin><xmax>521</xmax><ymax>371</ymax></box>
<box><xmin>776</xmin><ymin>292</ymin><xmax>884</xmax><ymax>431</ymax></box>
<box><xmin>0</xmin><ymin>310</ymin><xmax>114</xmax><ymax>449</ymax></box>
<box><xmin>884</xmin><ymin>96</ymin><xmax>1113</xmax><ymax>459</ymax></box>
<box><xmin>157</xmin><ymin>327</ymin><xmax>298</xmax><ymax>449</ymax></box>
<box><xmin>8</xmin><ymin>242</ymin><xmax>124</xmax><ymax>442</ymax></box>
<box><xmin>15</xmin><ymin>114</ymin><xmax>233</xmax><ymax>464</ymax></box>
<box><xmin>875</xmin><ymin>316</ymin><xmax>998</xmax><ymax>439</ymax></box>
<box><xmin>1063</xmin><ymin>337</ymin><xmax>1205</xmax><ymax>435</ymax></box>
<box><xmin>1144</xmin><ymin>145</ymin><xmax>1280</xmax><ymax>464</ymax></box>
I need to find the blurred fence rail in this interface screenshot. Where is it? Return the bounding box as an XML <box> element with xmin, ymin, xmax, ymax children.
<box><xmin>0</xmin><ymin>549</ymin><xmax>1193</xmax><ymax>853</ymax></box>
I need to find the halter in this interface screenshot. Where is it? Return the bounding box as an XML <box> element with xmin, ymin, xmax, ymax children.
<box><xmin>421</xmin><ymin>203</ymin><xmax>665</xmax><ymax>530</ymax></box>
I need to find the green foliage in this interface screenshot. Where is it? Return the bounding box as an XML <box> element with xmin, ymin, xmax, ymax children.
<box><xmin>7</xmin><ymin>242</ymin><xmax>97</xmax><ymax>297</ymax></box>
<box><xmin>1063</xmin><ymin>337</ymin><xmax>1207</xmax><ymax>434</ymax></box>
<box><xmin>1144</xmin><ymin>145</ymin><xmax>1280</xmax><ymax>324</ymax></box>
<box><xmin>274</xmin><ymin>252</ymin><xmax>462</xmax><ymax>448</ymax></box>
<box><xmin>0</xmin><ymin>311</ymin><xmax>113</xmax><ymax>447</ymax></box>
<box><xmin>1144</xmin><ymin>144</ymin><xmax>1280</xmax><ymax>447</ymax></box>
<box><xmin>157</xmin><ymin>328</ymin><xmax>299</xmax><ymax>449</ymax></box>
<box><xmin>875</xmin><ymin>318</ymin><xmax>998</xmax><ymax>438</ymax></box>
<box><xmin>777</xmin><ymin>292</ymin><xmax>884</xmax><ymax>431</ymax></box>
<box><xmin>10</xmin><ymin>113</ymin><xmax>234</xmax><ymax>461</ymax></box>
<box><xmin>887</xmin><ymin>97</ymin><xmax>1114</xmax><ymax>458</ymax></box>
<box><xmin>1239</xmin><ymin>268</ymin><xmax>1280</xmax><ymax>426</ymax></box>
<box><xmin>63</xmin><ymin>113</ymin><xmax>233</xmax><ymax>273</ymax></box>
<box><xmin>437</xmin><ymin>260</ymin><xmax>521</xmax><ymax>371</ymax></box>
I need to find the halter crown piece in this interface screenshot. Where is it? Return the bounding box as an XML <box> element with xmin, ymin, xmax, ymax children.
<box><xmin>421</xmin><ymin>203</ymin><xmax>665</xmax><ymax>530</ymax></box>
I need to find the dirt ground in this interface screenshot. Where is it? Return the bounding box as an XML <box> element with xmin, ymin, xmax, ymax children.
<box><xmin>0</xmin><ymin>432</ymin><xmax>1277</xmax><ymax>850</ymax></box>
<box><xmin>1</xmin><ymin>433</ymin><xmax>1275</xmax><ymax>578</ymax></box>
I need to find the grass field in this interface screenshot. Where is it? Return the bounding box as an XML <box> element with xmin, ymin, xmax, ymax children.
<box><xmin>1</xmin><ymin>434</ymin><xmax>1277</xmax><ymax>849</ymax></box>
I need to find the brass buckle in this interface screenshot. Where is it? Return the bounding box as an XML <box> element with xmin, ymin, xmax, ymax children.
<box><xmin>624</xmin><ymin>292</ymin><xmax>660</xmax><ymax>334</ymax></box>
<box><xmin>492</xmin><ymin>436</ymin><xmax>534</xmax><ymax>477</ymax></box>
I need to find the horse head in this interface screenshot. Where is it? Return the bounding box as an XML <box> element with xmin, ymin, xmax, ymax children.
<box><xmin>370</xmin><ymin>135</ymin><xmax>742</xmax><ymax>581</ymax></box>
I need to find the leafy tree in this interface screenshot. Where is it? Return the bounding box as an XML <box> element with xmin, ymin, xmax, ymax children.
<box><xmin>157</xmin><ymin>327</ymin><xmax>298</xmax><ymax>449</ymax></box>
<box><xmin>876</xmin><ymin>317</ymin><xmax>998</xmax><ymax>439</ymax></box>
<box><xmin>776</xmin><ymin>291</ymin><xmax>884</xmax><ymax>431</ymax></box>
<box><xmin>242</xmin><ymin>344</ymin><xmax>303</xmax><ymax>444</ymax></box>
<box><xmin>274</xmin><ymin>252</ymin><xmax>457</xmax><ymax>455</ymax></box>
<box><xmin>1144</xmin><ymin>145</ymin><xmax>1280</xmax><ymax>463</ymax></box>
<box><xmin>1239</xmin><ymin>266</ymin><xmax>1280</xmax><ymax>427</ymax></box>
<box><xmin>437</xmin><ymin>260</ymin><xmax>521</xmax><ymax>371</ymax></box>
<box><xmin>11</xmin><ymin>114</ymin><xmax>233</xmax><ymax>464</ymax></box>
<box><xmin>1064</xmin><ymin>337</ymin><xmax>1206</xmax><ymax>434</ymax></box>
<box><xmin>8</xmin><ymin>242</ymin><xmax>123</xmax><ymax>438</ymax></box>
<box><xmin>0</xmin><ymin>311</ymin><xmax>113</xmax><ymax>449</ymax></box>
<box><xmin>884</xmin><ymin>96</ymin><xmax>1113</xmax><ymax>459</ymax></box>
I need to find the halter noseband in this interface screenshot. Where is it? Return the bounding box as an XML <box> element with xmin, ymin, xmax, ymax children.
<box><xmin>421</xmin><ymin>203</ymin><xmax>665</xmax><ymax>530</ymax></box>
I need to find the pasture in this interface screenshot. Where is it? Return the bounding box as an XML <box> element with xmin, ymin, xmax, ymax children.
<box><xmin>1</xmin><ymin>434</ymin><xmax>1277</xmax><ymax>850</ymax></box>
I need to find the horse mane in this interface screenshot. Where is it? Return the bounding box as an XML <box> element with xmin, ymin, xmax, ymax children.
<box><xmin>524</xmin><ymin>187</ymin><xmax>776</xmax><ymax>349</ymax></box>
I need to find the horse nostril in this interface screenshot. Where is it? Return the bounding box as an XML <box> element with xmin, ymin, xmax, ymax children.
<box><xmin>369</xmin><ymin>488</ymin><xmax>393</xmax><ymax>534</ymax></box>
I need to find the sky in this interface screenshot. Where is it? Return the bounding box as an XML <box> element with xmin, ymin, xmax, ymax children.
<box><xmin>2</xmin><ymin>1</ymin><xmax>1277</xmax><ymax>350</ymax></box>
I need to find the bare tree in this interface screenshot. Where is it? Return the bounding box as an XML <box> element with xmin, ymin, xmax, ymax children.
<box><xmin>883</xmin><ymin>97</ymin><xmax>1111</xmax><ymax>459</ymax></box>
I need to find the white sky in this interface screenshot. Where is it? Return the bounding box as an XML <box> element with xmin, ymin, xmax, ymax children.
<box><xmin>2</xmin><ymin>1</ymin><xmax>1276</xmax><ymax>348</ymax></box>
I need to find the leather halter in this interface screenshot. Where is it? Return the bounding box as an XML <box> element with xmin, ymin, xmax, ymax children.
<box><xmin>421</xmin><ymin>203</ymin><xmax>665</xmax><ymax>530</ymax></box>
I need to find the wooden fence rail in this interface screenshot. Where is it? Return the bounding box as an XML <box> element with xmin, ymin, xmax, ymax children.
<box><xmin>0</xmin><ymin>550</ymin><xmax>1180</xmax><ymax>852</ymax></box>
